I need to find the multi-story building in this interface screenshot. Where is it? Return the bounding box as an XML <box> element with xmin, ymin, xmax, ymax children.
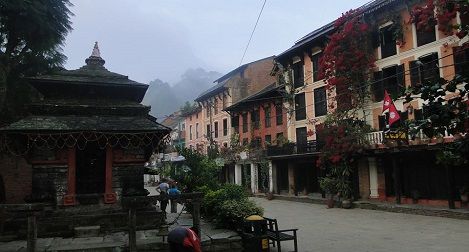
<box><xmin>260</xmin><ymin>0</ymin><xmax>469</xmax><ymax>208</ymax></box>
<box><xmin>184</xmin><ymin>56</ymin><xmax>276</xmax><ymax>153</ymax></box>
<box><xmin>161</xmin><ymin>111</ymin><xmax>186</xmax><ymax>150</ymax></box>
<box><xmin>224</xmin><ymin>83</ymin><xmax>288</xmax><ymax>193</ymax></box>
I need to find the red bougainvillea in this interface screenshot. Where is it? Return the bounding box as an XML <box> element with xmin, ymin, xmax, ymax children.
<box><xmin>409</xmin><ymin>0</ymin><xmax>468</xmax><ymax>37</ymax></box>
<box><xmin>409</xmin><ymin>0</ymin><xmax>436</xmax><ymax>32</ymax></box>
<box><xmin>319</xmin><ymin>9</ymin><xmax>375</xmax><ymax>111</ymax></box>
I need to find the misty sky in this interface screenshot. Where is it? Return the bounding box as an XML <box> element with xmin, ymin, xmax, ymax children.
<box><xmin>63</xmin><ymin>0</ymin><xmax>370</xmax><ymax>84</ymax></box>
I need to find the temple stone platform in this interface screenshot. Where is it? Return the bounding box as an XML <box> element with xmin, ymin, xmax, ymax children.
<box><xmin>0</xmin><ymin>212</ymin><xmax>242</xmax><ymax>252</ymax></box>
<box><xmin>2</xmin><ymin>204</ymin><xmax>164</xmax><ymax>239</ymax></box>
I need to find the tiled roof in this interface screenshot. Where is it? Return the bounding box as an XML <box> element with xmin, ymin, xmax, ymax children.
<box><xmin>276</xmin><ymin>0</ymin><xmax>401</xmax><ymax>61</ymax></box>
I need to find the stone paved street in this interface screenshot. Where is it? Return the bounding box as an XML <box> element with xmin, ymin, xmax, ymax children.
<box><xmin>253</xmin><ymin>197</ymin><xmax>469</xmax><ymax>252</ymax></box>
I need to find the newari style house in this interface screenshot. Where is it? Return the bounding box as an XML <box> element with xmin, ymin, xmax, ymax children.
<box><xmin>223</xmin><ymin>83</ymin><xmax>287</xmax><ymax>194</ymax></box>
<box><xmin>235</xmin><ymin>0</ymin><xmax>469</xmax><ymax>209</ymax></box>
<box><xmin>183</xmin><ymin>57</ymin><xmax>276</xmax><ymax>186</ymax></box>
<box><xmin>0</xmin><ymin>43</ymin><xmax>170</xmax><ymax>234</ymax></box>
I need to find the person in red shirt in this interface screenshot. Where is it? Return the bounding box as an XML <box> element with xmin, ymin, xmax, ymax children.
<box><xmin>168</xmin><ymin>227</ymin><xmax>201</xmax><ymax>252</ymax></box>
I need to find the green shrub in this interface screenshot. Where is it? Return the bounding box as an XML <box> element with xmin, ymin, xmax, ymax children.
<box><xmin>200</xmin><ymin>184</ymin><xmax>263</xmax><ymax>229</ymax></box>
<box><xmin>216</xmin><ymin>199</ymin><xmax>264</xmax><ymax>229</ymax></box>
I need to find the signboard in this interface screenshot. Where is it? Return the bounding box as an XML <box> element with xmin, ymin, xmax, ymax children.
<box><xmin>383</xmin><ymin>130</ymin><xmax>408</xmax><ymax>141</ymax></box>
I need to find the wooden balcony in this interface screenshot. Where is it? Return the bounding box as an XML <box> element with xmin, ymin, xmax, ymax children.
<box><xmin>266</xmin><ymin>140</ymin><xmax>319</xmax><ymax>156</ymax></box>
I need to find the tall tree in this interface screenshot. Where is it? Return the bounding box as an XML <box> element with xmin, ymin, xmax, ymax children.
<box><xmin>0</xmin><ymin>0</ymin><xmax>73</xmax><ymax>124</ymax></box>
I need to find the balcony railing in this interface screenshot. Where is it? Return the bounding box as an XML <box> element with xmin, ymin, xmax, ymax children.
<box><xmin>364</xmin><ymin>130</ymin><xmax>433</xmax><ymax>145</ymax></box>
<box><xmin>266</xmin><ymin>140</ymin><xmax>318</xmax><ymax>156</ymax></box>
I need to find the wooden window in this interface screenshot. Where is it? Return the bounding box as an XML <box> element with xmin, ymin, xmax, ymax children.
<box><xmin>416</xmin><ymin>25</ymin><xmax>436</xmax><ymax>47</ymax></box>
<box><xmin>275</xmin><ymin>104</ymin><xmax>283</xmax><ymax>125</ymax></box>
<box><xmin>372</xmin><ymin>65</ymin><xmax>405</xmax><ymax>101</ymax></box>
<box><xmin>296</xmin><ymin>127</ymin><xmax>308</xmax><ymax>151</ymax></box>
<box><xmin>410</xmin><ymin>52</ymin><xmax>440</xmax><ymax>87</ymax></box>
<box><xmin>264</xmin><ymin>105</ymin><xmax>271</xmax><ymax>128</ymax></box>
<box><xmin>232</xmin><ymin>115</ymin><xmax>239</xmax><ymax>133</ymax></box>
<box><xmin>223</xmin><ymin>119</ymin><xmax>228</xmax><ymax>136</ymax></box>
<box><xmin>251</xmin><ymin>109</ymin><xmax>260</xmax><ymax>129</ymax></box>
<box><xmin>380</xmin><ymin>25</ymin><xmax>397</xmax><ymax>58</ymax></box>
<box><xmin>214</xmin><ymin>99</ymin><xmax>218</xmax><ymax>115</ymax></box>
<box><xmin>312</xmin><ymin>52</ymin><xmax>323</xmax><ymax>82</ymax></box>
<box><xmin>453</xmin><ymin>46</ymin><xmax>469</xmax><ymax>77</ymax></box>
<box><xmin>295</xmin><ymin>93</ymin><xmax>306</xmax><ymax>121</ymax></box>
<box><xmin>189</xmin><ymin>125</ymin><xmax>193</xmax><ymax>140</ymax></box>
<box><xmin>251</xmin><ymin>137</ymin><xmax>261</xmax><ymax>147</ymax></box>
<box><xmin>276</xmin><ymin>132</ymin><xmax>284</xmax><ymax>141</ymax></box>
<box><xmin>292</xmin><ymin>61</ymin><xmax>304</xmax><ymax>88</ymax></box>
<box><xmin>314</xmin><ymin>87</ymin><xmax>327</xmax><ymax>117</ymax></box>
<box><xmin>206</xmin><ymin>124</ymin><xmax>210</xmax><ymax>137</ymax></box>
<box><xmin>265</xmin><ymin>135</ymin><xmax>272</xmax><ymax>145</ymax></box>
<box><xmin>214</xmin><ymin>121</ymin><xmax>219</xmax><ymax>138</ymax></box>
<box><xmin>242</xmin><ymin>113</ymin><xmax>248</xmax><ymax>133</ymax></box>
<box><xmin>195</xmin><ymin>123</ymin><xmax>199</xmax><ymax>138</ymax></box>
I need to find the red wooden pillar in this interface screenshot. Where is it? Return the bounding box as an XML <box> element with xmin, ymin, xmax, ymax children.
<box><xmin>63</xmin><ymin>148</ymin><xmax>76</xmax><ymax>206</ymax></box>
<box><xmin>104</xmin><ymin>146</ymin><xmax>117</xmax><ymax>204</ymax></box>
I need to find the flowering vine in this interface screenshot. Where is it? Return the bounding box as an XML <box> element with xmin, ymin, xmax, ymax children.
<box><xmin>409</xmin><ymin>0</ymin><xmax>469</xmax><ymax>38</ymax></box>
<box><xmin>319</xmin><ymin>9</ymin><xmax>375</xmax><ymax>112</ymax></box>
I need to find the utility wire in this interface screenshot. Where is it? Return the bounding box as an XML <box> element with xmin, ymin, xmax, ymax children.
<box><xmin>239</xmin><ymin>0</ymin><xmax>267</xmax><ymax>66</ymax></box>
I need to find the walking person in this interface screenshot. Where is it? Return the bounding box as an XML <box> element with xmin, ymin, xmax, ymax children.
<box><xmin>168</xmin><ymin>227</ymin><xmax>201</xmax><ymax>252</ymax></box>
<box><xmin>168</xmin><ymin>183</ymin><xmax>181</xmax><ymax>213</ymax></box>
<box><xmin>157</xmin><ymin>178</ymin><xmax>170</xmax><ymax>213</ymax></box>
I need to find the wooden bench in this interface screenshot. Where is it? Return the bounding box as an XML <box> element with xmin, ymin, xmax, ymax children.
<box><xmin>264</xmin><ymin>217</ymin><xmax>298</xmax><ymax>252</ymax></box>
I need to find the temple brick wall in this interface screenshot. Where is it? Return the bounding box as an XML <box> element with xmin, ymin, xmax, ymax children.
<box><xmin>112</xmin><ymin>165</ymin><xmax>145</xmax><ymax>198</ymax></box>
<box><xmin>32</xmin><ymin>165</ymin><xmax>68</xmax><ymax>204</ymax></box>
<box><xmin>0</xmin><ymin>155</ymin><xmax>32</xmax><ymax>203</ymax></box>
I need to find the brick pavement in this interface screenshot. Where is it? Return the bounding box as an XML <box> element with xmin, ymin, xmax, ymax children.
<box><xmin>253</xmin><ymin>197</ymin><xmax>469</xmax><ymax>252</ymax></box>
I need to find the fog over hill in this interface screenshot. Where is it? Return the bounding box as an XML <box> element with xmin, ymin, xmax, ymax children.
<box><xmin>143</xmin><ymin>68</ymin><xmax>222</xmax><ymax>121</ymax></box>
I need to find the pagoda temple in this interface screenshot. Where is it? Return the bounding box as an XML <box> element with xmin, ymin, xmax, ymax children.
<box><xmin>0</xmin><ymin>42</ymin><xmax>170</xmax><ymax>207</ymax></box>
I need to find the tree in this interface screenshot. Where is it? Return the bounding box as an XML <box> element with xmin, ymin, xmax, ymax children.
<box><xmin>0</xmin><ymin>0</ymin><xmax>73</xmax><ymax>124</ymax></box>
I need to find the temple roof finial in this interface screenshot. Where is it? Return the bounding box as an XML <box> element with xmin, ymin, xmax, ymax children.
<box><xmin>91</xmin><ymin>41</ymin><xmax>101</xmax><ymax>57</ymax></box>
<box><xmin>85</xmin><ymin>41</ymin><xmax>105</xmax><ymax>67</ymax></box>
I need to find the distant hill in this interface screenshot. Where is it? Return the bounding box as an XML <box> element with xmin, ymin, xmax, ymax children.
<box><xmin>143</xmin><ymin>68</ymin><xmax>221</xmax><ymax>121</ymax></box>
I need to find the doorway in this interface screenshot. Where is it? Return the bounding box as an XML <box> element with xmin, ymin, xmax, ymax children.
<box><xmin>76</xmin><ymin>143</ymin><xmax>106</xmax><ymax>195</ymax></box>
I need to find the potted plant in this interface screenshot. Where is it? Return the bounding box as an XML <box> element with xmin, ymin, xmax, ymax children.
<box><xmin>266</xmin><ymin>191</ymin><xmax>274</xmax><ymax>200</ymax></box>
<box><xmin>460</xmin><ymin>185</ymin><xmax>469</xmax><ymax>203</ymax></box>
<box><xmin>319</xmin><ymin>177</ymin><xmax>337</xmax><ymax>208</ymax></box>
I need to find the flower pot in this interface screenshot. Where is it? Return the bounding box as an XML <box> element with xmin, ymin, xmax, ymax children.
<box><xmin>341</xmin><ymin>199</ymin><xmax>352</xmax><ymax>209</ymax></box>
<box><xmin>266</xmin><ymin>192</ymin><xmax>274</xmax><ymax>200</ymax></box>
<box><xmin>326</xmin><ymin>194</ymin><xmax>335</xmax><ymax>208</ymax></box>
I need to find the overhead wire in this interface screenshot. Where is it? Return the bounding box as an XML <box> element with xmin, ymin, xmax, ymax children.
<box><xmin>239</xmin><ymin>0</ymin><xmax>268</xmax><ymax>66</ymax></box>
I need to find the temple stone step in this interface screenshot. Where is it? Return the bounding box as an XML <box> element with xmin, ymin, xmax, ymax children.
<box><xmin>74</xmin><ymin>226</ymin><xmax>101</xmax><ymax>238</ymax></box>
<box><xmin>48</xmin><ymin>240</ymin><xmax>124</xmax><ymax>252</ymax></box>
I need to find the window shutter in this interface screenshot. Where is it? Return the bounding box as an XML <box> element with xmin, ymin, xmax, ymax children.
<box><xmin>453</xmin><ymin>46</ymin><xmax>464</xmax><ymax>75</ymax></box>
<box><xmin>378</xmin><ymin>115</ymin><xmax>386</xmax><ymax>131</ymax></box>
<box><xmin>409</xmin><ymin>61</ymin><xmax>420</xmax><ymax>87</ymax></box>
<box><xmin>430</xmin><ymin>52</ymin><xmax>440</xmax><ymax>82</ymax></box>
<box><xmin>372</xmin><ymin>30</ymin><xmax>380</xmax><ymax>48</ymax></box>
<box><xmin>414</xmin><ymin>109</ymin><xmax>423</xmax><ymax>121</ymax></box>
<box><xmin>372</xmin><ymin>71</ymin><xmax>384</xmax><ymax>101</ymax></box>
<box><xmin>397</xmin><ymin>64</ymin><xmax>405</xmax><ymax>92</ymax></box>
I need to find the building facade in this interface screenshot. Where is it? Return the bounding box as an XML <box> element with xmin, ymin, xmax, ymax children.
<box><xmin>262</xmin><ymin>0</ymin><xmax>469</xmax><ymax>208</ymax></box>
<box><xmin>184</xmin><ymin>56</ymin><xmax>276</xmax><ymax>153</ymax></box>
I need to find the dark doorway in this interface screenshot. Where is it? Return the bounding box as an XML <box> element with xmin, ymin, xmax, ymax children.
<box><xmin>276</xmin><ymin>161</ymin><xmax>289</xmax><ymax>194</ymax></box>
<box><xmin>76</xmin><ymin>143</ymin><xmax>106</xmax><ymax>195</ymax></box>
<box><xmin>294</xmin><ymin>161</ymin><xmax>319</xmax><ymax>195</ymax></box>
